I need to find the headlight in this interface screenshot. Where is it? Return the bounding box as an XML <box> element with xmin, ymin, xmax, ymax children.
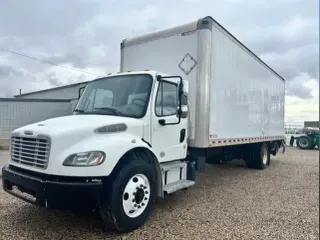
<box><xmin>63</xmin><ymin>151</ymin><xmax>105</xmax><ymax>166</ymax></box>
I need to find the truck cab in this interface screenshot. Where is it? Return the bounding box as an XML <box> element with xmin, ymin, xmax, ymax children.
<box><xmin>74</xmin><ymin>71</ymin><xmax>189</xmax><ymax>163</ymax></box>
<box><xmin>2</xmin><ymin>70</ymin><xmax>192</xmax><ymax>233</ymax></box>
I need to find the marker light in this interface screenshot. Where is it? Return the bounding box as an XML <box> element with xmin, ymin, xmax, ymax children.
<box><xmin>94</xmin><ymin>123</ymin><xmax>127</xmax><ymax>134</ymax></box>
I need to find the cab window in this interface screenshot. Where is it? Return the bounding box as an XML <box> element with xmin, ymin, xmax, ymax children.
<box><xmin>155</xmin><ymin>81</ymin><xmax>178</xmax><ymax>117</ymax></box>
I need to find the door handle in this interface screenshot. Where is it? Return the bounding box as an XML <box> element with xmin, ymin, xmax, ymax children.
<box><xmin>180</xmin><ymin>129</ymin><xmax>186</xmax><ymax>143</ymax></box>
<box><xmin>158</xmin><ymin>119</ymin><xmax>166</xmax><ymax>126</ymax></box>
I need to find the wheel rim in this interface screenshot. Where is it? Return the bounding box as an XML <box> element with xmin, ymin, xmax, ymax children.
<box><xmin>122</xmin><ymin>173</ymin><xmax>150</xmax><ymax>218</ymax></box>
<box><xmin>299</xmin><ymin>138</ymin><xmax>309</xmax><ymax>148</ymax></box>
<box><xmin>262</xmin><ymin>146</ymin><xmax>268</xmax><ymax>165</ymax></box>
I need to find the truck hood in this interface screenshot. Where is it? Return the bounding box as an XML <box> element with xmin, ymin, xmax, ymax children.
<box><xmin>9</xmin><ymin>114</ymin><xmax>148</xmax><ymax>176</ymax></box>
<box><xmin>12</xmin><ymin>114</ymin><xmax>146</xmax><ymax>138</ymax></box>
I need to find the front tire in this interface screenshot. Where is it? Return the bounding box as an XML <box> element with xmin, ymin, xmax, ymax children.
<box><xmin>99</xmin><ymin>153</ymin><xmax>158</xmax><ymax>233</ymax></box>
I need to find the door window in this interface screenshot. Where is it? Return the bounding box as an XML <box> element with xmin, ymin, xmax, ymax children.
<box><xmin>155</xmin><ymin>81</ymin><xmax>178</xmax><ymax>117</ymax></box>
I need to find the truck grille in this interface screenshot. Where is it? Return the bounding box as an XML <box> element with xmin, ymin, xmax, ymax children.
<box><xmin>10</xmin><ymin>136</ymin><xmax>50</xmax><ymax>169</ymax></box>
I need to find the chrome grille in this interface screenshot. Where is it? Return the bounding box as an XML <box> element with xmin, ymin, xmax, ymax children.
<box><xmin>11</xmin><ymin>136</ymin><xmax>50</xmax><ymax>169</ymax></box>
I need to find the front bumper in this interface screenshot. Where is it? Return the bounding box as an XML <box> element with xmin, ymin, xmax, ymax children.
<box><xmin>2</xmin><ymin>164</ymin><xmax>103</xmax><ymax>211</ymax></box>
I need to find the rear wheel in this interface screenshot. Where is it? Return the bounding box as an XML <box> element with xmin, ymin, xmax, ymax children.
<box><xmin>244</xmin><ymin>143</ymin><xmax>270</xmax><ymax>169</ymax></box>
<box><xmin>296</xmin><ymin>136</ymin><xmax>313</xmax><ymax>149</ymax></box>
<box><xmin>99</xmin><ymin>153</ymin><xmax>158</xmax><ymax>233</ymax></box>
<box><xmin>289</xmin><ymin>136</ymin><xmax>295</xmax><ymax>146</ymax></box>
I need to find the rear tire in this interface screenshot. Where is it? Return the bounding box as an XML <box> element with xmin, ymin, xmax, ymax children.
<box><xmin>244</xmin><ymin>143</ymin><xmax>270</xmax><ymax>170</ymax></box>
<box><xmin>296</xmin><ymin>136</ymin><xmax>313</xmax><ymax>149</ymax></box>
<box><xmin>289</xmin><ymin>136</ymin><xmax>295</xmax><ymax>146</ymax></box>
<box><xmin>99</xmin><ymin>152</ymin><xmax>158</xmax><ymax>233</ymax></box>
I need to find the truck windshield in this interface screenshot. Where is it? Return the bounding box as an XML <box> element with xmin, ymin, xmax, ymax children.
<box><xmin>74</xmin><ymin>74</ymin><xmax>153</xmax><ymax>118</ymax></box>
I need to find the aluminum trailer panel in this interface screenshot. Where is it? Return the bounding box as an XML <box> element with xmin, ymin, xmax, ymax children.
<box><xmin>208</xmin><ymin>19</ymin><xmax>285</xmax><ymax>147</ymax></box>
<box><xmin>121</xmin><ymin>16</ymin><xmax>285</xmax><ymax>149</ymax></box>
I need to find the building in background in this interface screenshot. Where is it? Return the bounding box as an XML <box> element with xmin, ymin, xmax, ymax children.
<box><xmin>304</xmin><ymin>121</ymin><xmax>319</xmax><ymax>128</ymax></box>
<box><xmin>0</xmin><ymin>81</ymin><xmax>89</xmax><ymax>149</ymax></box>
<box><xmin>15</xmin><ymin>81</ymin><xmax>88</xmax><ymax>100</ymax></box>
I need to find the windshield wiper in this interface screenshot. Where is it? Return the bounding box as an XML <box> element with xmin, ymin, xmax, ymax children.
<box><xmin>93</xmin><ymin>107</ymin><xmax>123</xmax><ymax>116</ymax></box>
<box><xmin>73</xmin><ymin>109</ymin><xmax>84</xmax><ymax>113</ymax></box>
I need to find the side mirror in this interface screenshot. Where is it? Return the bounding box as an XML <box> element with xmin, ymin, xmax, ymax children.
<box><xmin>182</xmin><ymin>79</ymin><xmax>189</xmax><ymax>95</ymax></box>
<box><xmin>179</xmin><ymin>80</ymin><xmax>188</xmax><ymax>118</ymax></box>
<box><xmin>79</xmin><ymin>87</ymin><xmax>85</xmax><ymax>99</ymax></box>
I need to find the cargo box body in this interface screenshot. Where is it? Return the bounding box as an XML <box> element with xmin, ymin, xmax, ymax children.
<box><xmin>121</xmin><ymin>16</ymin><xmax>285</xmax><ymax>149</ymax></box>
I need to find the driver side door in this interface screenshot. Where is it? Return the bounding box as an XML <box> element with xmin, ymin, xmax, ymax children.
<box><xmin>151</xmin><ymin>78</ymin><xmax>188</xmax><ymax>163</ymax></box>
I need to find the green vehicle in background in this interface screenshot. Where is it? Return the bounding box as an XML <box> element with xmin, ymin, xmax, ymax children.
<box><xmin>290</xmin><ymin>127</ymin><xmax>319</xmax><ymax>150</ymax></box>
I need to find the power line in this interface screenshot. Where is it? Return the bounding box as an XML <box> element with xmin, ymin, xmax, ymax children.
<box><xmin>0</xmin><ymin>47</ymin><xmax>100</xmax><ymax>77</ymax></box>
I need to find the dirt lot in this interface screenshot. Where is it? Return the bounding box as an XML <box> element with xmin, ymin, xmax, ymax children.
<box><xmin>0</xmin><ymin>147</ymin><xmax>318</xmax><ymax>240</ymax></box>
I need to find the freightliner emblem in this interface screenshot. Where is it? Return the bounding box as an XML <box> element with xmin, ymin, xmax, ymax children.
<box><xmin>24</xmin><ymin>130</ymin><xmax>34</xmax><ymax>135</ymax></box>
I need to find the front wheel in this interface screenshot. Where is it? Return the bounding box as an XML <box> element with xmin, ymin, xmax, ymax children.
<box><xmin>99</xmin><ymin>153</ymin><xmax>158</xmax><ymax>233</ymax></box>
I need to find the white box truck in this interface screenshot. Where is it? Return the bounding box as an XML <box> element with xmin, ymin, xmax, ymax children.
<box><xmin>2</xmin><ymin>16</ymin><xmax>285</xmax><ymax>233</ymax></box>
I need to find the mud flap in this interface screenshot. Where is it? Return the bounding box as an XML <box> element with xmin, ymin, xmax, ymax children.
<box><xmin>289</xmin><ymin>136</ymin><xmax>295</xmax><ymax>146</ymax></box>
<box><xmin>280</xmin><ymin>139</ymin><xmax>286</xmax><ymax>153</ymax></box>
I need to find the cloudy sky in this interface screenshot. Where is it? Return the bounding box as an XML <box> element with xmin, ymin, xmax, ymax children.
<box><xmin>0</xmin><ymin>0</ymin><xmax>318</xmax><ymax>123</ymax></box>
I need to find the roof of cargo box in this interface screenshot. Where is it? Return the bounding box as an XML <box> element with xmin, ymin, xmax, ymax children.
<box><xmin>121</xmin><ymin>16</ymin><xmax>285</xmax><ymax>82</ymax></box>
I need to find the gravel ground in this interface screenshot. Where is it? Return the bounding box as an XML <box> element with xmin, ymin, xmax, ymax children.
<box><xmin>0</xmin><ymin>147</ymin><xmax>318</xmax><ymax>240</ymax></box>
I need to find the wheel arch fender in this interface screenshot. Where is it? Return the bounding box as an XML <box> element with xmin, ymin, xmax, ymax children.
<box><xmin>110</xmin><ymin>142</ymin><xmax>163</xmax><ymax>198</ymax></box>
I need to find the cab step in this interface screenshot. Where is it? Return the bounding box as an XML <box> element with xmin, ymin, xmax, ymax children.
<box><xmin>160</xmin><ymin>160</ymin><xmax>196</xmax><ymax>195</ymax></box>
<box><xmin>163</xmin><ymin>180</ymin><xmax>195</xmax><ymax>194</ymax></box>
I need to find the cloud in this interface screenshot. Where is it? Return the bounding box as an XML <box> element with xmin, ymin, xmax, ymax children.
<box><xmin>44</xmin><ymin>53</ymin><xmax>88</xmax><ymax>69</ymax></box>
<box><xmin>0</xmin><ymin>65</ymin><xmax>23</xmax><ymax>78</ymax></box>
<box><xmin>0</xmin><ymin>0</ymin><xmax>318</xmax><ymax>122</ymax></box>
<box><xmin>0</xmin><ymin>65</ymin><xmax>42</xmax><ymax>97</ymax></box>
<box><xmin>286</xmin><ymin>73</ymin><xmax>316</xmax><ymax>99</ymax></box>
<box><xmin>260</xmin><ymin>44</ymin><xmax>319</xmax><ymax>81</ymax></box>
<box><xmin>46</xmin><ymin>72</ymin><xmax>63</xmax><ymax>87</ymax></box>
<box><xmin>285</xmin><ymin>77</ymin><xmax>319</xmax><ymax>122</ymax></box>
